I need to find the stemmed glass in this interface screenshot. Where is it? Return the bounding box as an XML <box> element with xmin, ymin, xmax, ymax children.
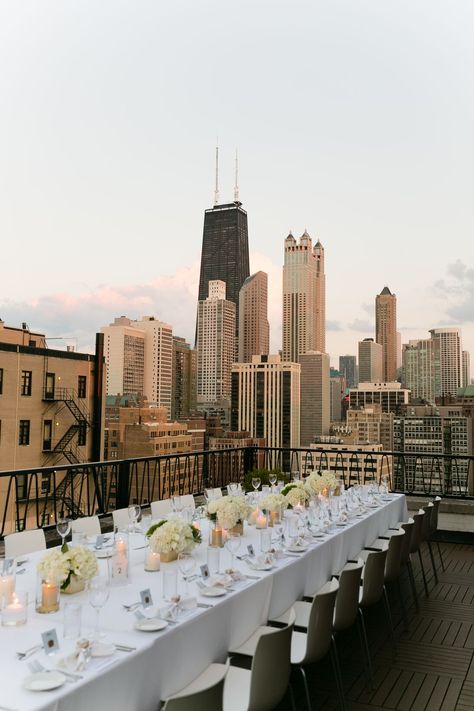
<box><xmin>56</xmin><ymin>516</ymin><xmax>71</xmax><ymax>551</ymax></box>
<box><xmin>269</xmin><ymin>473</ymin><xmax>277</xmax><ymax>488</ymax></box>
<box><xmin>89</xmin><ymin>575</ymin><xmax>110</xmax><ymax>649</ymax></box>
<box><xmin>128</xmin><ymin>505</ymin><xmax>141</xmax><ymax>532</ymax></box>
<box><xmin>177</xmin><ymin>553</ymin><xmax>196</xmax><ymax>595</ymax></box>
<box><xmin>172</xmin><ymin>495</ymin><xmax>183</xmax><ymax>513</ymax></box>
<box><xmin>225</xmin><ymin>533</ymin><xmax>241</xmax><ymax>570</ymax></box>
<box><xmin>251</xmin><ymin>477</ymin><xmax>261</xmax><ymax>505</ymax></box>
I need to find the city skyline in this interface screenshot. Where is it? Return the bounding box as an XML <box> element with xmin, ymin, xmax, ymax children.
<box><xmin>0</xmin><ymin>2</ymin><xmax>473</xmax><ymax>372</ymax></box>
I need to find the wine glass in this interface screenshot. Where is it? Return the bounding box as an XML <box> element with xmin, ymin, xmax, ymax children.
<box><xmin>225</xmin><ymin>533</ymin><xmax>241</xmax><ymax>570</ymax></box>
<box><xmin>172</xmin><ymin>495</ymin><xmax>183</xmax><ymax>513</ymax></box>
<box><xmin>89</xmin><ymin>575</ymin><xmax>110</xmax><ymax>648</ymax></box>
<box><xmin>127</xmin><ymin>504</ymin><xmax>140</xmax><ymax>531</ymax></box>
<box><xmin>56</xmin><ymin>516</ymin><xmax>71</xmax><ymax>550</ymax></box>
<box><xmin>177</xmin><ymin>553</ymin><xmax>196</xmax><ymax>595</ymax></box>
<box><xmin>269</xmin><ymin>473</ymin><xmax>277</xmax><ymax>488</ymax></box>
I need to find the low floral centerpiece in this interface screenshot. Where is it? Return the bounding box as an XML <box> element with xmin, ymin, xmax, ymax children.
<box><xmin>146</xmin><ymin>518</ymin><xmax>201</xmax><ymax>562</ymax></box>
<box><xmin>281</xmin><ymin>481</ymin><xmax>310</xmax><ymax>508</ymax></box>
<box><xmin>303</xmin><ymin>470</ymin><xmax>338</xmax><ymax>497</ymax></box>
<box><xmin>259</xmin><ymin>493</ymin><xmax>287</xmax><ymax>525</ymax></box>
<box><xmin>207</xmin><ymin>495</ymin><xmax>251</xmax><ymax>535</ymax></box>
<box><xmin>37</xmin><ymin>545</ymin><xmax>98</xmax><ymax>594</ymax></box>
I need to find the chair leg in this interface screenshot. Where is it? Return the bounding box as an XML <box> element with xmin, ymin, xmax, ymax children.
<box><xmin>298</xmin><ymin>666</ymin><xmax>312</xmax><ymax>711</ymax></box>
<box><xmin>383</xmin><ymin>586</ymin><xmax>397</xmax><ymax>654</ymax></box>
<box><xmin>427</xmin><ymin>540</ymin><xmax>439</xmax><ymax>584</ymax></box>
<box><xmin>288</xmin><ymin>681</ymin><xmax>297</xmax><ymax>711</ymax></box>
<box><xmin>330</xmin><ymin>636</ymin><xmax>347</xmax><ymax>711</ymax></box>
<box><xmin>357</xmin><ymin>609</ymin><xmax>374</xmax><ymax>688</ymax></box>
<box><xmin>436</xmin><ymin>541</ymin><xmax>446</xmax><ymax>571</ymax></box>
<box><xmin>407</xmin><ymin>558</ymin><xmax>419</xmax><ymax>610</ymax></box>
<box><xmin>418</xmin><ymin>548</ymin><xmax>429</xmax><ymax>597</ymax></box>
<box><xmin>396</xmin><ymin>578</ymin><xmax>409</xmax><ymax>629</ymax></box>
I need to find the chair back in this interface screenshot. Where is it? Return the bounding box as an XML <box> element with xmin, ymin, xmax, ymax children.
<box><xmin>112</xmin><ymin>508</ymin><xmax>130</xmax><ymax>531</ymax></box>
<box><xmin>430</xmin><ymin>497</ymin><xmax>441</xmax><ymax>534</ymax></box>
<box><xmin>399</xmin><ymin>520</ymin><xmax>414</xmax><ymax>564</ymax></box>
<box><xmin>333</xmin><ymin>560</ymin><xmax>363</xmax><ymax>631</ymax></box>
<box><xmin>384</xmin><ymin>530</ymin><xmax>405</xmax><ymax>582</ymax></box>
<box><xmin>205</xmin><ymin>488</ymin><xmax>223</xmax><ymax>501</ymax></box>
<box><xmin>248</xmin><ymin>608</ymin><xmax>295</xmax><ymax>711</ymax></box>
<box><xmin>180</xmin><ymin>494</ymin><xmax>196</xmax><ymax>511</ymax></box>
<box><xmin>360</xmin><ymin>550</ymin><xmax>387</xmax><ymax>607</ymax></box>
<box><xmin>409</xmin><ymin>511</ymin><xmax>424</xmax><ymax>553</ymax></box>
<box><xmin>303</xmin><ymin>579</ymin><xmax>339</xmax><ymax>664</ymax></box>
<box><xmin>71</xmin><ymin>516</ymin><xmax>101</xmax><ymax>536</ymax></box>
<box><xmin>151</xmin><ymin>499</ymin><xmax>173</xmax><ymax>520</ymax></box>
<box><xmin>162</xmin><ymin>662</ymin><xmax>228</xmax><ymax>711</ymax></box>
<box><xmin>421</xmin><ymin>504</ymin><xmax>433</xmax><ymax>542</ymax></box>
<box><xmin>4</xmin><ymin>528</ymin><xmax>46</xmax><ymax>558</ymax></box>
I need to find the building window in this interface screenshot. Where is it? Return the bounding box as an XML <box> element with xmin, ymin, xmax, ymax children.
<box><xmin>0</xmin><ymin>368</ymin><xmax>3</xmax><ymax>395</ymax></box>
<box><xmin>78</xmin><ymin>375</ymin><xmax>87</xmax><ymax>399</ymax></box>
<box><xmin>43</xmin><ymin>420</ymin><xmax>52</xmax><ymax>451</ymax></box>
<box><xmin>21</xmin><ymin>370</ymin><xmax>32</xmax><ymax>396</ymax></box>
<box><xmin>19</xmin><ymin>420</ymin><xmax>30</xmax><ymax>445</ymax></box>
<box><xmin>78</xmin><ymin>422</ymin><xmax>87</xmax><ymax>447</ymax></box>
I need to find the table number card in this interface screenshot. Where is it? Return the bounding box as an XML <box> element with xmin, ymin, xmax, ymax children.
<box><xmin>200</xmin><ymin>564</ymin><xmax>210</xmax><ymax>580</ymax></box>
<box><xmin>140</xmin><ymin>589</ymin><xmax>153</xmax><ymax>608</ymax></box>
<box><xmin>42</xmin><ymin>629</ymin><xmax>59</xmax><ymax>655</ymax></box>
<box><xmin>95</xmin><ymin>534</ymin><xmax>105</xmax><ymax>549</ymax></box>
<box><xmin>247</xmin><ymin>544</ymin><xmax>255</xmax><ymax>557</ymax></box>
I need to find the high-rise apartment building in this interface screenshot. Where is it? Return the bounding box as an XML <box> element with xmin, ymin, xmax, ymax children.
<box><xmin>339</xmin><ymin>355</ymin><xmax>358</xmax><ymax>388</ymax></box>
<box><xmin>429</xmin><ymin>328</ymin><xmax>462</xmax><ymax>398</ymax></box>
<box><xmin>238</xmin><ymin>271</ymin><xmax>270</xmax><ymax>362</ymax></box>
<box><xmin>196</xmin><ymin>280</ymin><xmax>236</xmax><ymax>408</ymax></box>
<box><xmin>330</xmin><ymin>371</ymin><xmax>346</xmax><ymax>423</ymax></box>
<box><xmin>403</xmin><ymin>337</ymin><xmax>440</xmax><ymax>404</ymax></box>
<box><xmin>231</xmin><ymin>355</ymin><xmax>300</xmax><ymax>466</ymax></box>
<box><xmin>282</xmin><ymin>231</ymin><xmax>325</xmax><ymax>362</ymax></box>
<box><xmin>197</xmin><ymin>199</ymin><xmax>249</xmax><ymax>347</ymax></box>
<box><xmin>350</xmin><ymin>382</ymin><xmax>410</xmax><ymax>414</ymax></box>
<box><xmin>101</xmin><ymin>316</ymin><xmax>173</xmax><ymax>416</ymax></box>
<box><xmin>375</xmin><ymin>286</ymin><xmax>397</xmax><ymax>382</ymax></box>
<box><xmin>299</xmin><ymin>352</ymin><xmax>330</xmax><ymax>445</ymax></box>
<box><xmin>358</xmin><ymin>339</ymin><xmax>383</xmax><ymax>383</ymax></box>
<box><xmin>172</xmin><ymin>337</ymin><xmax>197</xmax><ymax>420</ymax></box>
<box><xmin>462</xmin><ymin>350</ymin><xmax>471</xmax><ymax>388</ymax></box>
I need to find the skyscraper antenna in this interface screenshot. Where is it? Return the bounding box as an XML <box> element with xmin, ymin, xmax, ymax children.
<box><xmin>214</xmin><ymin>143</ymin><xmax>220</xmax><ymax>206</ymax></box>
<box><xmin>234</xmin><ymin>149</ymin><xmax>239</xmax><ymax>202</ymax></box>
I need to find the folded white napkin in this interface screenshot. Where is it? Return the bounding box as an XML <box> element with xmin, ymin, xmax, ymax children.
<box><xmin>57</xmin><ymin>640</ymin><xmax>92</xmax><ymax>671</ymax></box>
<box><xmin>208</xmin><ymin>574</ymin><xmax>234</xmax><ymax>588</ymax></box>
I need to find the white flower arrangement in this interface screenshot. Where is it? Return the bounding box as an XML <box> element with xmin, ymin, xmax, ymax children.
<box><xmin>37</xmin><ymin>545</ymin><xmax>98</xmax><ymax>590</ymax></box>
<box><xmin>259</xmin><ymin>493</ymin><xmax>288</xmax><ymax>512</ymax></box>
<box><xmin>281</xmin><ymin>481</ymin><xmax>309</xmax><ymax>508</ymax></box>
<box><xmin>304</xmin><ymin>470</ymin><xmax>338</xmax><ymax>496</ymax></box>
<box><xmin>147</xmin><ymin>518</ymin><xmax>201</xmax><ymax>555</ymax></box>
<box><xmin>207</xmin><ymin>496</ymin><xmax>251</xmax><ymax>529</ymax></box>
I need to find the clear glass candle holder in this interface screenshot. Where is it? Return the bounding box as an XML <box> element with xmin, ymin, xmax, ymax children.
<box><xmin>2</xmin><ymin>590</ymin><xmax>28</xmax><ymax>626</ymax></box>
<box><xmin>0</xmin><ymin>557</ymin><xmax>16</xmax><ymax>610</ymax></box>
<box><xmin>36</xmin><ymin>577</ymin><xmax>60</xmax><ymax>614</ymax></box>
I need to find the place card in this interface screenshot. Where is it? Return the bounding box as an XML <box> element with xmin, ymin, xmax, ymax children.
<box><xmin>140</xmin><ymin>589</ymin><xmax>153</xmax><ymax>608</ymax></box>
<box><xmin>200</xmin><ymin>564</ymin><xmax>210</xmax><ymax>580</ymax></box>
<box><xmin>247</xmin><ymin>545</ymin><xmax>255</xmax><ymax>557</ymax></box>
<box><xmin>95</xmin><ymin>534</ymin><xmax>105</xmax><ymax>549</ymax></box>
<box><xmin>42</xmin><ymin>628</ymin><xmax>59</xmax><ymax>655</ymax></box>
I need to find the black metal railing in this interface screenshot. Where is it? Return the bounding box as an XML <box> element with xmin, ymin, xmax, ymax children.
<box><xmin>0</xmin><ymin>446</ymin><xmax>472</xmax><ymax>538</ymax></box>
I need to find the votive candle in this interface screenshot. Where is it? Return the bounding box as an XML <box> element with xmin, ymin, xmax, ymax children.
<box><xmin>2</xmin><ymin>591</ymin><xmax>28</xmax><ymax>626</ymax></box>
<box><xmin>211</xmin><ymin>526</ymin><xmax>223</xmax><ymax>547</ymax></box>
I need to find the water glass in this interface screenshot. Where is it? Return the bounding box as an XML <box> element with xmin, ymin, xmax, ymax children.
<box><xmin>260</xmin><ymin>529</ymin><xmax>272</xmax><ymax>553</ymax></box>
<box><xmin>206</xmin><ymin>546</ymin><xmax>220</xmax><ymax>575</ymax></box>
<box><xmin>63</xmin><ymin>602</ymin><xmax>82</xmax><ymax>639</ymax></box>
<box><xmin>162</xmin><ymin>569</ymin><xmax>178</xmax><ymax>601</ymax></box>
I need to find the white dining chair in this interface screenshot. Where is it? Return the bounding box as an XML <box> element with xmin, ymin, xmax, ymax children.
<box><xmin>151</xmin><ymin>499</ymin><xmax>173</xmax><ymax>520</ymax></box>
<box><xmin>161</xmin><ymin>661</ymin><xmax>229</xmax><ymax>711</ymax></box>
<box><xmin>205</xmin><ymin>487</ymin><xmax>223</xmax><ymax>501</ymax></box>
<box><xmin>71</xmin><ymin>515</ymin><xmax>101</xmax><ymax>536</ymax></box>
<box><xmin>179</xmin><ymin>494</ymin><xmax>195</xmax><ymax>510</ymax></box>
<box><xmin>112</xmin><ymin>507</ymin><xmax>131</xmax><ymax>531</ymax></box>
<box><xmin>4</xmin><ymin>528</ymin><xmax>46</xmax><ymax>558</ymax></box>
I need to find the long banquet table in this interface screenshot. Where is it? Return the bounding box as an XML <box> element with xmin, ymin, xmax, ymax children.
<box><xmin>0</xmin><ymin>495</ymin><xmax>407</xmax><ymax>711</ymax></box>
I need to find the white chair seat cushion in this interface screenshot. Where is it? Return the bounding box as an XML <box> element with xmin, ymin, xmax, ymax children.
<box><xmin>165</xmin><ymin>663</ymin><xmax>227</xmax><ymax>701</ymax></box>
<box><xmin>271</xmin><ymin>601</ymin><xmax>311</xmax><ymax>629</ymax></box>
<box><xmin>228</xmin><ymin>625</ymin><xmax>276</xmax><ymax>656</ymax></box>
<box><xmin>223</xmin><ymin>665</ymin><xmax>251</xmax><ymax>711</ymax></box>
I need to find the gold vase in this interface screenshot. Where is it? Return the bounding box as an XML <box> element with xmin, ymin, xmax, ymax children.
<box><xmin>160</xmin><ymin>550</ymin><xmax>178</xmax><ymax>563</ymax></box>
<box><xmin>230</xmin><ymin>521</ymin><xmax>244</xmax><ymax>536</ymax></box>
<box><xmin>62</xmin><ymin>574</ymin><xmax>86</xmax><ymax>595</ymax></box>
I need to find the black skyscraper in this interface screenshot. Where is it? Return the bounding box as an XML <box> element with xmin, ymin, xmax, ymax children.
<box><xmin>197</xmin><ymin>200</ymin><xmax>250</xmax><ymax>343</ymax></box>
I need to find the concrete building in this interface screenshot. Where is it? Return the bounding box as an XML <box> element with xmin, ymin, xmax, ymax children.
<box><xmin>358</xmin><ymin>339</ymin><xmax>383</xmax><ymax>383</ymax></box>
<box><xmin>101</xmin><ymin>315</ymin><xmax>173</xmax><ymax>416</ymax></box>
<box><xmin>429</xmin><ymin>328</ymin><xmax>462</xmax><ymax>398</ymax></box>
<box><xmin>299</xmin><ymin>352</ymin><xmax>330</xmax><ymax>445</ymax></box>
<box><xmin>462</xmin><ymin>351</ymin><xmax>471</xmax><ymax>388</ymax></box>
<box><xmin>196</xmin><ymin>280</ymin><xmax>236</xmax><ymax>410</ymax></box>
<box><xmin>335</xmin><ymin>405</ymin><xmax>394</xmax><ymax>450</ymax></box>
<box><xmin>339</xmin><ymin>355</ymin><xmax>358</xmax><ymax>388</ymax></box>
<box><xmin>282</xmin><ymin>231</ymin><xmax>325</xmax><ymax>362</ymax></box>
<box><xmin>238</xmin><ymin>271</ymin><xmax>270</xmax><ymax>362</ymax></box>
<box><xmin>329</xmin><ymin>369</ymin><xmax>345</xmax><ymax>424</ymax></box>
<box><xmin>308</xmin><ymin>440</ymin><xmax>390</xmax><ymax>484</ymax></box>
<box><xmin>349</xmin><ymin>382</ymin><xmax>410</xmax><ymax>414</ymax></box>
<box><xmin>172</xmin><ymin>336</ymin><xmax>197</xmax><ymax>421</ymax></box>
<box><xmin>376</xmin><ymin>286</ymin><xmax>397</xmax><ymax>382</ymax></box>
<box><xmin>402</xmin><ymin>337</ymin><xmax>441</xmax><ymax>404</ymax></box>
<box><xmin>231</xmin><ymin>355</ymin><xmax>300</xmax><ymax>465</ymax></box>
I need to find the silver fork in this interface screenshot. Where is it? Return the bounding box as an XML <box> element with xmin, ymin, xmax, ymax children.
<box><xmin>28</xmin><ymin>659</ymin><xmax>82</xmax><ymax>682</ymax></box>
<box><xmin>122</xmin><ymin>602</ymin><xmax>141</xmax><ymax>611</ymax></box>
<box><xmin>16</xmin><ymin>644</ymin><xmax>41</xmax><ymax>661</ymax></box>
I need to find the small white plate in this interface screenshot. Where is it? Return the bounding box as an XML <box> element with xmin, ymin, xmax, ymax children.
<box><xmin>16</xmin><ymin>556</ymin><xmax>29</xmax><ymax>565</ymax></box>
<box><xmin>135</xmin><ymin>617</ymin><xmax>168</xmax><ymax>632</ymax></box>
<box><xmin>286</xmin><ymin>545</ymin><xmax>309</xmax><ymax>553</ymax></box>
<box><xmin>23</xmin><ymin>671</ymin><xmax>66</xmax><ymax>691</ymax></box>
<box><xmin>95</xmin><ymin>548</ymin><xmax>113</xmax><ymax>558</ymax></box>
<box><xmin>249</xmin><ymin>563</ymin><xmax>273</xmax><ymax>571</ymax></box>
<box><xmin>91</xmin><ymin>642</ymin><xmax>116</xmax><ymax>657</ymax></box>
<box><xmin>336</xmin><ymin>522</ymin><xmax>348</xmax><ymax>527</ymax></box>
<box><xmin>200</xmin><ymin>586</ymin><xmax>227</xmax><ymax>597</ymax></box>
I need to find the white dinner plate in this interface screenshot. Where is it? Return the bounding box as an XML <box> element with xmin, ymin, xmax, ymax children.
<box><xmin>135</xmin><ymin>617</ymin><xmax>168</xmax><ymax>632</ymax></box>
<box><xmin>336</xmin><ymin>522</ymin><xmax>348</xmax><ymax>527</ymax></box>
<box><xmin>286</xmin><ymin>545</ymin><xmax>309</xmax><ymax>553</ymax></box>
<box><xmin>23</xmin><ymin>671</ymin><xmax>66</xmax><ymax>691</ymax></box>
<box><xmin>91</xmin><ymin>642</ymin><xmax>116</xmax><ymax>657</ymax></box>
<box><xmin>200</xmin><ymin>586</ymin><xmax>227</xmax><ymax>597</ymax></box>
<box><xmin>248</xmin><ymin>563</ymin><xmax>274</xmax><ymax>571</ymax></box>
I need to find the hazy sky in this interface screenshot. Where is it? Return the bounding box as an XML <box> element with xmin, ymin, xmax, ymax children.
<box><xmin>1</xmin><ymin>1</ymin><xmax>473</xmax><ymax>373</ymax></box>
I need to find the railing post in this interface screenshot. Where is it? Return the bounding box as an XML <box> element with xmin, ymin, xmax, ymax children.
<box><xmin>117</xmin><ymin>460</ymin><xmax>130</xmax><ymax>509</ymax></box>
<box><xmin>243</xmin><ymin>446</ymin><xmax>256</xmax><ymax>477</ymax></box>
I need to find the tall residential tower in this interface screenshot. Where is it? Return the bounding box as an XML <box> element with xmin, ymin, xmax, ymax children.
<box><xmin>375</xmin><ymin>286</ymin><xmax>397</xmax><ymax>382</ymax></box>
<box><xmin>238</xmin><ymin>271</ymin><xmax>270</xmax><ymax>362</ymax></box>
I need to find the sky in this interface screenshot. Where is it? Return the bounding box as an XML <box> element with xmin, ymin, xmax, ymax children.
<box><xmin>1</xmin><ymin>1</ymin><xmax>473</xmax><ymax>374</ymax></box>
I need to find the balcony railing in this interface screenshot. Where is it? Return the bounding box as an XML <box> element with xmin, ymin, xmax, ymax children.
<box><xmin>0</xmin><ymin>446</ymin><xmax>473</xmax><ymax>538</ymax></box>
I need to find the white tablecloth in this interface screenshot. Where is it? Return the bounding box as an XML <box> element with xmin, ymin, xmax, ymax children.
<box><xmin>0</xmin><ymin>494</ymin><xmax>407</xmax><ymax>711</ymax></box>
